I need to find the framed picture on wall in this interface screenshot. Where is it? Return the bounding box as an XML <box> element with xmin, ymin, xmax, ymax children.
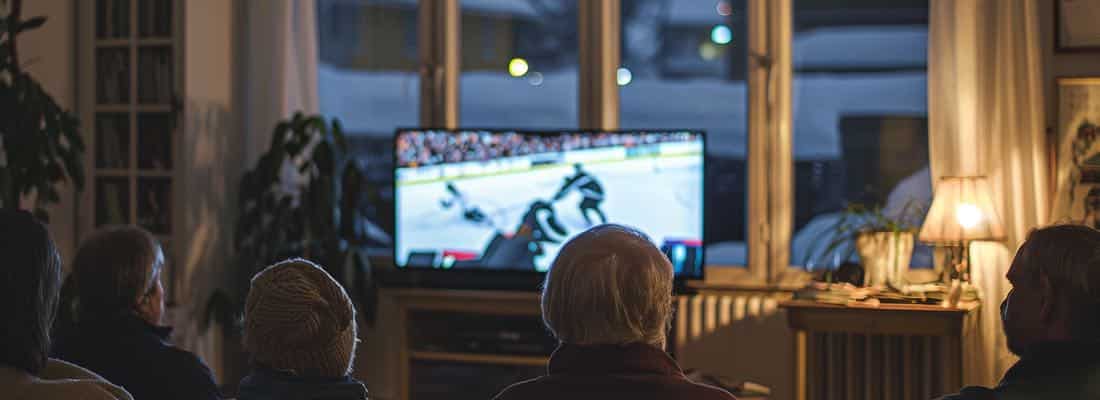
<box><xmin>1053</xmin><ymin>78</ymin><xmax>1100</xmax><ymax>228</ymax></box>
<box><xmin>1057</xmin><ymin>0</ymin><xmax>1100</xmax><ymax>52</ymax></box>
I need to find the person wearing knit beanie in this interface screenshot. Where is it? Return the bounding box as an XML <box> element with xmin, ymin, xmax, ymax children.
<box><xmin>238</xmin><ymin>258</ymin><xmax>368</xmax><ymax>400</ymax></box>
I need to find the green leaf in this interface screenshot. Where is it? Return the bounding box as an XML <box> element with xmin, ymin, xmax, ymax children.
<box><xmin>33</xmin><ymin>208</ymin><xmax>49</xmax><ymax>223</ymax></box>
<box><xmin>45</xmin><ymin>161</ymin><xmax>62</xmax><ymax>182</ymax></box>
<box><xmin>309</xmin><ymin>117</ymin><xmax>328</xmax><ymax>141</ymax></box>
<box><xmin>39</xmin><ymin>184</ymin><xmax>60</xmax><ymax>203</ymax></box>
<box><xmin>313</xmin><ymin>142</ymin><xmax>334</xmax><ymax>175</ymax></box>
<box><xmin>331</xmin><ymin>119</ymin><xmax>347</xmax><ymax>151</ymax></box>
<box><xmin>0</xmin><ymin>42</ymin><xmax>10</xmax><ymax>69</ymax></box>
<box><xmin>16</xmin><ymin>16</ymin><xmax>47</xmax><ymax>34</ymax></box>
<box><xmin>0</xmin><ymin>169</ymin><xmax>10</xmax><ymax>208</ymax></box>
<box><xmin>270</xmin><ymin>122</ymin><xmax>290</xmax><ymax>151</ymax></box>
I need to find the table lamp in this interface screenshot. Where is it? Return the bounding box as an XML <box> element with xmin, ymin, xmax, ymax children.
<box><xmin>919</xmin><ymin>176</ymin><xmax>1005</xmax><ymax>283</ymax></box>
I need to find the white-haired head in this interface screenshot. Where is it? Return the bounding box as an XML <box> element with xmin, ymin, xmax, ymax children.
<box><xmin>541</xmin><ymin>224</ymin><xmax>674</xmax><ymax>348</ymax></box>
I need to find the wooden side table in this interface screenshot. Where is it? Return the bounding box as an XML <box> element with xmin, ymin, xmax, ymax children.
<box><xmin>780</xmin><ymin>300</ymin><xmax>978</xmax><ymax>400</ymax></box>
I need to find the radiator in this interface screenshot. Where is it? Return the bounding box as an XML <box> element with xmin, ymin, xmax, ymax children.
<box><xmin>804</xmin><ymin>332</ymin><xmax>953</xmax><ymax>400</ymax></box>
<box><xmin>675</xmin><ymin>293</ymin><xmax>783</xmax><ymax>346</ymax></box>
<box><xmin>674</xmin><ymin>294</ymin><xmax>969</xmax><ymax>400</ymax></box>
<box><xmin>785</xmin><ymin>301</ymin><xmax>972</xmax><ymax>400</ymax></box>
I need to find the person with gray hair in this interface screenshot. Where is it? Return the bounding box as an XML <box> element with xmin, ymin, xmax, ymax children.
<box><xmin>52</xmin><ymin>226</ymin><xmax>220</xmax><ymax>400</ymax></box>
<box><xmin>941</xmin><ymin>224</ymin><xmax>1100</xmax><ymax>399</ymax></box>
<box><xmin>494</xmin><ymin>224</ymin><xmax>736</xmax><ymax>400</ymax></box>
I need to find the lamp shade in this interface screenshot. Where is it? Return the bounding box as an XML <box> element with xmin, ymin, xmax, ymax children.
<box><xmin>919</xmin><ymin>176</ymin><xmax>1005</xmax><ymax>243</ymax></box>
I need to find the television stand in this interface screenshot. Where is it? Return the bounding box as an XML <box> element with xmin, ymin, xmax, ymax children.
<box><xmin>389</xmin><ymin>288</ymin><xmax>552</xmax><ymax>400</ymax></box>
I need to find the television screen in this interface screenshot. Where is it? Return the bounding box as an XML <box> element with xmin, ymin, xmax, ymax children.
<box><xmin>394</xmin><ymin>129</ymin><xmax>705</xmax><ymax>278</ymax></box>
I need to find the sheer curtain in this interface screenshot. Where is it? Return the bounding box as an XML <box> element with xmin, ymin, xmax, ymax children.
<box><xmin>928</xmin><ymin>0</ymin><xmax>1048</xmax><ymax>387</ymax></box>
<box><xmin>243</xmin><ymin>0</ymin><xmax>320</xmax><ymax>167</ymax></box>
<box><xmin>183</xmin><ymin>0</ymin><xmax>321</xmax><ymax>383</ymax></box>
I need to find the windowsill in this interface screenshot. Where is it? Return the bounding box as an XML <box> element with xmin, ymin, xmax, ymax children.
<box><xmin>689</xmin><ymin>266</ymin><xmax>814</xmax><ymax>294</ymax></box>
<box><xmin>690</xmin><ymin>266</ymin><xmax>942</xmax><ymax>294</ymax></box>
<box><xmin>687</xmin><ymin>280</ymin><xmax>804</xmax><ymax>293</ymax></box>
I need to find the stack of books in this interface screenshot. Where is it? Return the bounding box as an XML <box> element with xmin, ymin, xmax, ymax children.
<box><xmin>794</xmin><ymin>281</ymin><xmax>978</xmax><ymax>306</ymax></box>
<box><xmin>792</xmin><ymin>282</ymin><xmax>874</xmax><ymax>305</ymax></box>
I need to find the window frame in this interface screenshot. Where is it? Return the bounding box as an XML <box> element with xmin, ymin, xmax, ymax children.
<box><xmin>416</xmin><ymin>0</ymin><xmax>816</xmax><ymax>287</ymax></box>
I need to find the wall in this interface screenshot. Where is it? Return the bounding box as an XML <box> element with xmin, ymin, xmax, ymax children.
<box><xmin>173</xmin><ymin>0</ymin><xmax>246</xmax><ymax>386</ymax></box>
<box><xmin>675</xmin><ymin>292</ymin><xmax>794</xmax><ymax>400</ymax></box>
<box><xmin>16</xmin><ymin>0</ymin><xmax>78</xmax><ymax>261</ymax></box>
<box><xmin>1041</xmin><ymin>0</ymin><xmax>1100</xmax><ymax>130</ymax></box>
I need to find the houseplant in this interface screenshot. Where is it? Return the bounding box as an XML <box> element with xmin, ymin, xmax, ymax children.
<box><xmin>806</xmin><ymin>202</ymin><xmax>925</xmax><ymax>288</ymax></box>
<box><xmin>0</xmin><ymin>0</ymin><xmax>85</xmax><ymax>220</ymax></box>
<box><xmin>206</xmin><ymin>113</ymin><xmax>375</xmax><ymax>330</ymax></box>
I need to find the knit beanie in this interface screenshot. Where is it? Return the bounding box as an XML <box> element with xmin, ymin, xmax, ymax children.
<box><xmin>243</xmin><ymin>258</ymin><xmax>358</xmax><ymax>377</ymax></box>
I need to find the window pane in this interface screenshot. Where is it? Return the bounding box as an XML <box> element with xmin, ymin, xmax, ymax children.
<box><xmin>460</xmin><ymin>0</ymin><xmax>578</xmax><ymax>129</ymax></box>
<box><xmin>790</xmin><ymin>0</ymin><xmax>931</xmax><ymax>271</ymax></box>
<box><xmin>620</xmin><ymin>0</ymin><xmax>749</xmax><ymax>267</ymax></box>
<box><xmin>316</xmin><ymin>0</ymin><xmax>420</xmax><ymax>250</ymax></box>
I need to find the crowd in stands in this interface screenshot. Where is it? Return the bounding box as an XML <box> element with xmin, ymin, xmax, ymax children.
<box><xmin>4</xmin><ymin>205</ymin><xmax>1100</xmax><ymax>399</ymax></box>
<box><xmin>397</xmin><ymin>130</ymin><xmax>701</xmax><ymax>168</ymax></box>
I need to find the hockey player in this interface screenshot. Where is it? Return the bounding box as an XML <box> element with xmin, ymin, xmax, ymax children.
<box><xmin>440</xmin><ymin>181</ymin><xmax>487</xmax><ymax>224</ymax></box>
<box><xmin>554</xmin><ymin>163</ymin><xmax>608</xmax><ymax>225</ymax></box>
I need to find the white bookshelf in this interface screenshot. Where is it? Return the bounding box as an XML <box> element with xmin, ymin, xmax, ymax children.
<box><xmin>78</xmin><ymin>0</ymin><xmax>182</xmax><ymax>304</ymax></box>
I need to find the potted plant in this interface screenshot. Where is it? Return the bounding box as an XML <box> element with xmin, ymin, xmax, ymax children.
<box><xmin>206</xmin><ymin>112</ymin><xmax>377</xmax><ymax>332</ymax></box>
<box><xmin>0</xmin><ymin>0</ymin><xmax>85</xmax><ymax>219</ymax></box>
<box><xmin>807</xmin><ymin>202</ymin><xmax>926</xmax><ymax>288</ymax></box>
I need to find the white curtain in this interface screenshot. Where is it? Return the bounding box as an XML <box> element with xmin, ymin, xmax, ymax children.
<box><xmin>182</xmin><ymin>0</ymin><xmax>320</xmax><ymax>383</ymax></box>
<box><xmin>929</xmin><ymin>0</ymin><xmax>1049</xmax><ymax>387</ymax></box>
<box><xmin>243</xmin><ymin>0</ymin><xmax>320</xmax><ymax>168</ymax></box>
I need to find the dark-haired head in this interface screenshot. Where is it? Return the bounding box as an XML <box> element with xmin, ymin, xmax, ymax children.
<box><xmin>71</xmin><ymin>225</ymin><xmax>165</xmax><ymax>325</ymax></box>
<box><xmin>0</xmin><ymin>209</ymin><xmax>62</xmax><ymax>374</ymax></box>
<box><xmin>1002</xmin><ymin>224</ymin><xmax>1100</xmax><ymax>357</ymax></box>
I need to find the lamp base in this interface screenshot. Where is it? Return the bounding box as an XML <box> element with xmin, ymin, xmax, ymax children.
<box><xmin>934</xmin><ymin>243</ymin><xmax>972</xmax><ymax>284</ymax></box>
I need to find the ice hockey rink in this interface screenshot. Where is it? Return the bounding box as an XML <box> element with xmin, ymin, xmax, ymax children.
<box><xmin>396</xmin><ymin>154</ymin><xmax>702</xmax><ymax>272</ymax></box>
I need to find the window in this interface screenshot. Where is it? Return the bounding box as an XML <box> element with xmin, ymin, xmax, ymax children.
<box><xmin>459</xmin><ymin>0</ymin><xmax>579</xmax><ymax>129</ymax></box>
<box><xmin>317</xmin><ymin>0</ymin><xmax>421</xmax><ymax>249</ymax></box>
<box><xmin>317</xmin><ymin>0</ymin><xmax>419</xmax><ymax>138</ymax></box>
<box><xmin>619</xmin><ymin>0</ymin><xmax>749</xmax><ymax>267</ymax></box>
<box><xmin>790</xmin><ymin>0</ymin><xmax>931</xmax><ymax>270</ymax></box>
<box><xmin>314</xmin><ymin>0</ymin><xmax>936</xmax><ymax>282</ymax></box>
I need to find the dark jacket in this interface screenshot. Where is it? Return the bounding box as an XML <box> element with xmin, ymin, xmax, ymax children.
<box><xmin>493</xmin><ymin>343</ymin><xmax>736</xmax><ymax>400</ymax></box>
<box><xmin>52</xmin><ymin>314</ymin><xmax>221</xmax><ymax>400</ymax></box>
<box><xmin>238</xmin><ymin>368</ymin><xmax>369</xmax><ymax>400</ymax></box>
<box><xmin>939</xmin><ymin>341</ymin><xmax>1100</xmax><ymax>400</ymax></box>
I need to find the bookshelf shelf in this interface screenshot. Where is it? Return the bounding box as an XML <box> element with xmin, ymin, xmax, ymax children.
<box><xmin>96</xmin><ymin>104</ymin><xmax>130</xmax><ymax>112</ymax></box>
<box><xmin>94</xmin><ymin>104</ymin><xmax>172</xmax><ymax>112</ymax></box>
<box><xmin>137</xmin><ymin>38</ymin><xmax>173</xmax><ymax>46</ymax></box>
<box><xmin>95</xmin><ymin>169</ymin><xmax>130</xmax><ymax>177</ymax></box>
<box><xmin>136</xmin><ymin>170</ymin><xmax>173</xmax><ymax>178</ymax></box>
<box><xmin>95</xmin><ymin>38</ymin><xmax>130</xmax><ymax>47</ymax></box>
<box><xmin>81</xmin><ymin>0</ymin><xmax>180</xmax><ymax>303</ymax></box>
<box><xmin>98</xmin><ymin>105</ymin><xmax>173</xmax><ymax>113</ymax></box>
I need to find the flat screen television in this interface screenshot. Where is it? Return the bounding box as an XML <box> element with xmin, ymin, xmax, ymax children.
<box><xmin>393</xmin><ymin>129</ymin><xmax>705</xmax><ymax>284</ymax></box>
